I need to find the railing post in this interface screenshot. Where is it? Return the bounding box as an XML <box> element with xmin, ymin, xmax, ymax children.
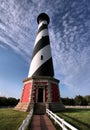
<box><xmin>54</xmin><ymin>114</ymin><xmax>56</xmax><ymax>124</ymax></box>
<box><xmin>62</xmin><ymin>119</ymin><xmax>65</xmax><ymax>130</ymax></box>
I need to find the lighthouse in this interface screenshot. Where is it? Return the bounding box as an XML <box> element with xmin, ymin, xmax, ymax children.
<box><xmin>28</xmin><ymin>13</ymin><xmax>54</xmax><ymax>77</ymax></box>
<box><xmin>15</xmin><ymin>13</ymin><xmax>64</xmax><ymax>112</ymax></box>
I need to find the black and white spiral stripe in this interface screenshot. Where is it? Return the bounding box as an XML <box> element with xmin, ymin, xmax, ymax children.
<box><xmin>28</xmin><ymin>17</ymin><xmax>54</xmax><ymax>77</ymax></box>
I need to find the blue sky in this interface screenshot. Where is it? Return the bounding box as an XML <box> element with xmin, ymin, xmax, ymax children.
<box><xmin>0</xmin><ymin>0</ymin><xmax>90</xmax><ymax>98</ymax></box>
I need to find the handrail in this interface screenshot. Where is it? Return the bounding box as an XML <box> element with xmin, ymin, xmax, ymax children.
<box><xmin>18</xmin><ymin>108</ymin><xmax>33</xmax><ymax>130</ymax></box>
<box><xmin>46</xmin><ymin>109</ymin><xmax>78</xmax><ymax>130</ymax></box>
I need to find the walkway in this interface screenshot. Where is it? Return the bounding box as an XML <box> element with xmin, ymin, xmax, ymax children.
<box><xmin>30</xmin><ymin>114</ymin><xmax>56</xmax><ymax>130</ymax></box>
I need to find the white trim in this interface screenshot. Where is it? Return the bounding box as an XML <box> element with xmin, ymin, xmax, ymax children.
<box><xmin>36</xmin><ymin>87</ymin><xmax>38</xmax><ymax>103</ymax></box>
<box><xmin>29</xmin><ymin>82</ymin><xmax>32</xmax><ymax>102</ymax></box>
<box><xmin>43</xmin><ymin>87</ymin><xmax>45</xmax><ymax>102</ymax></box>
<box><xmin>36</xmin><ymin>85</ymin><xmax>46</xmax><ymax>103</ymax></box>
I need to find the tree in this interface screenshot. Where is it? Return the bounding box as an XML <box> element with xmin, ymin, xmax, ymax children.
<box><xmin>61</xmin><ymin>97</ymin><xmax>75</xmax><ymax>105</ymax></box>
<box><xmin>0</xmin><ymin>97</ymin><xmax>8</xmax><ymax>106</ymax></box>
<box><xmin>84</xmin><ymin>95</ymin><xmax>90</xmax><ymax>105</ymax></box>
<box><xmin>0</xmin><ymin>97</ymin><xmax>19</xmax><ymax>107</ymax></box>
<box><xmin>75</xmin><ymin>95</ymin><xmax>88</xmax><ymax>106</ymax></box>
<box><xmin>7</xmin><ymin>97</ymin><xmax>19</xmax><ymax>106</ymax></box>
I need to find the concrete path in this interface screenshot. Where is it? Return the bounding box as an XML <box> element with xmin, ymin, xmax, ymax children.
<box><xmin>30</xmin><ymin>114</ymin><xmax>56</xmax><ymax>130</ymax></box>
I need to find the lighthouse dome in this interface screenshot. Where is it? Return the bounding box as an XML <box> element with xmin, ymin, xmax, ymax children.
<box><xmin>37</xmin><ymin>13</ymin><xmax>50</xmax><ymax>24</ymax></box>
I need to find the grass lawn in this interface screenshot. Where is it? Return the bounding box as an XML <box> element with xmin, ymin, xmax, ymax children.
<box><xmin>0</xmin><ymin>108</ymin><xmax>28</xmax><ymax>130</ymax></box>
<box><xmin>57</xmin><ymin>108</ymin><xmax>90</xmax><ymax>130</ymax></box>
<box><xmin>0</xmin><ymin>108</ymin><xmax>90</xmax><ymax>130</ymax></box>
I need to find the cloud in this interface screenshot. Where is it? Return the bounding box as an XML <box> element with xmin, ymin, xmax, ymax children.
<box><xmin>48</xmin><ymin>0</ymin><xmax>90</xmax><ymax>97</ymax></box>
<box><xmin>0</xmin><ymin>0</ymin><xmax>90</xmax><ymax>97</ymax></box>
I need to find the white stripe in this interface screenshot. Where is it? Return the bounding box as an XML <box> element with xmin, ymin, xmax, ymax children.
<box><xmin>38</xmin><ymin>20</ymin><xmax>47</xmax><ymax>29</ymax></box>
<box><xmin>34</xmin><ymin>29</ymin><xmax>48</xmax><ymax>46</ymax></box>
<box><xmin>28</xmin><ymin>45</ymin><xmax>51</xmax><ymax>77</ymax></box>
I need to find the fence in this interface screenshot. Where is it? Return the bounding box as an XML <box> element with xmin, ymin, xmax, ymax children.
<box><xmin>65</xmin><ymin>106</ymin><xmax>90</xmax><ymax>109</ymax></box>
<box><xmin>46</xmin><ymin>109</ymin><xmax>78</xmax><ymax>130</ymax></box>
<box><xmin>18</xmin><ymin>108</ymin><xmax>33</xmax><ymax>130</ymax></box>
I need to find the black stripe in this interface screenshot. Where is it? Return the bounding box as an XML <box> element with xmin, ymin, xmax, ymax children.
<box><xmin>37</xmin><ymin>24</ymin><xmax>47</xmax><ymax>34</ymax></box>
<box><xmin>32</xmin><ymin>36</ymin><xmax>50</xmax><ymax>58</ymax></box>
<box><xmin>32</xmin><ymin>58</ymin><xmax>54</xmax><ymax>77</ymax></box>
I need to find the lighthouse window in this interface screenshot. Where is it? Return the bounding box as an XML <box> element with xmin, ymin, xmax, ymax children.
<box><xmin>41</xmin><ymin>55</ymin><xmax>43</xmax><ymax>60</ymax></box>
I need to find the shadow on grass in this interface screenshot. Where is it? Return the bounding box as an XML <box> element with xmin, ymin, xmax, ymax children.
<box><xmin>62</xmin><ymin>113</ymin><xmax>90</xmax><ymax>128</ymax></box>
<box><xmin>57</xmin><ymin>108</ymin><xmax>90</xmax><ymax>130</ymax></box>
<box><xmin>63</xmin><ymin>108</ymin><xmax>90</xmax><ymax>113</ymax></box>
<box><xmin>57</xmin><ymin>113</ymin><xmax>90</xmax><ymax>129</ymax></box>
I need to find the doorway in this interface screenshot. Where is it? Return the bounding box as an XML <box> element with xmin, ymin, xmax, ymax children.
<box><xmin>38</xmin><ymin>88</ymin><xmax>43</xmax><ymax>102</ymax></box>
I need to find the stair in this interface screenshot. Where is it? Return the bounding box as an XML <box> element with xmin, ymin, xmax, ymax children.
<box><xmin>34</xmin><ymin>103</ymin><xmax>46</xmax><ymax>115</ymax></box>
<box><xmin>14</xmin><ymin>102</ymin><xmax>31</xmax><ymax>112</ymax></box>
